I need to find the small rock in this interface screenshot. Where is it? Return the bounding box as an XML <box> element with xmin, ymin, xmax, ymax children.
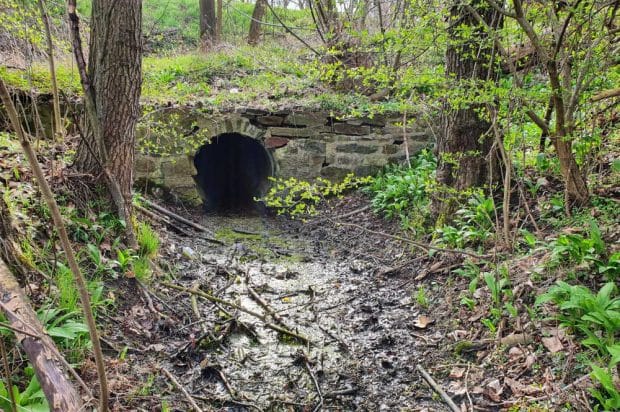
<box><xmin>182</xmin><ymin>246</ymin><xmax>196</xmax><ymax>260</ymax></box>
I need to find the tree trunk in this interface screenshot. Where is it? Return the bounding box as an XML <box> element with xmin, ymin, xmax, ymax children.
<box><xmin>0</xmin><ymin>257</ymin><xmax>83</xmax><ymax>412</ymax></box>
<box><xmin>200</xmin><ymin>0</ymin><xmax>217</xmax><ymax>49</ymax></box>
<box><xmin>434</xmin><ymin>1</ymin><xmax>501</xmax><ymax>218</ymax></box>
<box><xmin>216</xmin><ymin>0</ymin><xmax>223</xmax><ymax>43</ymax></box>
<box><xmin>73</xmin><ymin>0</ymin><xmax>142</xmax><ymax>230</ymax></box>
<box><xmin>248</xmin><ymin>0</ymin><xmax>268</xmax><ymax>45</ymax></box>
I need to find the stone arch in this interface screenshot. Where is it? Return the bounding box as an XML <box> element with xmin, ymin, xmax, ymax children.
<box><xmin>193</xmin><ymin>132</ymin><xmax>274</xmax><ymax>212</ymax></box>
<box><xmin>207</xmin><ymin>114</ymin><xmax>266</xmax><ymax>141</ymax></box>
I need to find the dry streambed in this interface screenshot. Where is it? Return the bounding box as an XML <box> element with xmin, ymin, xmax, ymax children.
<box><xmin>111</xmin><ymin>211</ymin><xmax>448</xmax><ymax>411</ymax></box>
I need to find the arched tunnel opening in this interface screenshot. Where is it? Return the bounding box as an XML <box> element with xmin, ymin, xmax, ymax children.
<box><xmin>193</xmin><ymin>133</ymin><xmax>273</xmax><ymax>213</ymax></box>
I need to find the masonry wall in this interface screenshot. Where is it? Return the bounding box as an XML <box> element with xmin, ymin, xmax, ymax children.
<box><xmin>135</xmin><ymin>107</ymin><xmax>433</xmax><ymax>204</ymax></box>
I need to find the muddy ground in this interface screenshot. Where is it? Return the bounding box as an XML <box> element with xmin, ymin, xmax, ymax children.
<box><xmin>98</xmin><ymin>194</ymin><xmax>591</xmax><ymax>412</ymax></box>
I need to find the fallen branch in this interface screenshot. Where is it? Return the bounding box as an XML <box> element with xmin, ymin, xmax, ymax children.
<box><xmin>332</xmin><ymin>220</ymin><xmax>490</xmax><ymax>259</ymax></box>
<box><xmin>135</xmin><ymin>204</ymin><xmax>194</xmax><ymax>237</ymax></box>
<box><xmin>139</xmin><ymin>197</ymin><xmax>223</xmax><ymax>244</ymax></box>
<box><xmin>304</xmin><ymin>357</ymin><xmax>323</xmax><ymax>412</ymax></box>
<box><xmin>0</xmin><ymin>337</ymin><xmax>17</xmax><ymax>412</ymax></box>
<box><xmin>161</xmin><ymin>367</ymin><xmax>203</xmax><ymax>412</ymax></box>
<box><xmin>247</xmin><ymin>285</ymin><xmax>286</xmax><ymax>325</ymax></box>
<box><xmin>305</xmin><ymin>205</ymin><xmax>371</xmax><ymax>226</ymax></box>
<box><xmin>162</xmin><ymin>282</ymin><xmax>311</xmax><ymax>344</ymax></box>
<box><xmin>416</xmin><ymin>364</ymin><xmax>461</xmax><ymax>412</ymax></box>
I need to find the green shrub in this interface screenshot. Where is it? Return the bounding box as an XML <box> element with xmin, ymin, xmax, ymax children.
<box><xmin>435</xmin><ymin>192</ymin><xmax>496</xmax><ymax>249</ymax></box>
<box><xmin>260</xmin><ymin>173</ymin><xmax>373</xmax><ymax>218</ymax></box>
<box><xmin>365</xmin><ymin>149</ymin><xmax>435</xmax><ymax>232</ymax></box>
<box><xmin>137</xmin><ymin>222</ymin><xmax>160</xmax><ymax>258</ymax></box>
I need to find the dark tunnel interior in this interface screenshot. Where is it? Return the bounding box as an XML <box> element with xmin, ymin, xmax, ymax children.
<box><xmin>193</xmin><ymin>133</ymin><xmax>272</xmax><ymax>212</ymax></box>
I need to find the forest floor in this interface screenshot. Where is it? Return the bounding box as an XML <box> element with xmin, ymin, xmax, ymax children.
<box><xmin>94</xmin><ymin>192</ymin><xmax>598</xmax><ymax>412</ymax></box>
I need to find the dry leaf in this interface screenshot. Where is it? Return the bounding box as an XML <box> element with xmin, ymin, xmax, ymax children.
<box><xmin>524</xmin><ymin>353</ymin><xmax>537</xmax><ymax>369</ymax></box>
<box><xmin>447</xmin><ymin>380</ymin><xmax>467</xmax><ymax>395</ymax></box>
<box><xmin>413</xmin><ymin>315</ymin><xmax>434</xmax><ymax>329</ymax></box>
<box><xmin>484</xmin><ymin>378</ymin><xmax>504</xmax><ymax>402</ymax></box>
<box><xmin>505</xmin><ymin>377</ymin><xmax>543</xmax><ymax>396</ymax></box>
<box><xmin>449</xmin><ymin>367</ymin><xmax>466</xmax><ymax>379</ymax></box>
<box><xmin>542</xmin><ymin>336</ymin><xmax>563</xmax><ymax>353</ymax></box>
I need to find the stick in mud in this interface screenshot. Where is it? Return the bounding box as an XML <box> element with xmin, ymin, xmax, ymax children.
<box><xmin>162</xmin><ymin>282</ymin><xmax>312</xmax><ymax>344</ymax></box>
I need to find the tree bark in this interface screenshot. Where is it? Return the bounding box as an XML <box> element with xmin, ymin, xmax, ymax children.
<box><xmin>216</xmin><ymin>0</ymin><xmax>223</xmax><ymax>42</ymax></box>
<box><xmin>72</xmin><ymin>0</ymin><xmax>142</xmax><ymax>235</ymax></box>
<box><xmin>200</xmin><ymin>0</ymin><xmax>218</xmax><ymax>49</ymax></box>
<box><xmin>248</xmin><ymin>0</ymin><xmax>268</xmax><ymax>45</ymax></box>
<box><xmin>434</xmin><ymin>1</ymin><xmax>501</xmax><ymax>218</ymax></box>
<box><xmin>0</xmin><ymin>258</ymin><xmax>83</xmax><ymax>412</ymax></box>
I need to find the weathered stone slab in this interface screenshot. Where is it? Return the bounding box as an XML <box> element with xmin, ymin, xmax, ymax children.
<box><xmin>256</xmin><ymin>115</ymin><xmax>284</xmax><ymax>127</ymax></box>
<box><xmin>332</xmin><ymin>123</ymin><xmax>371</xmax><ymax>135</ymax></box>
<box><xmin>265</xmin><ymin>137</ymin><xmax>290</xmax><ymax>149</ymax></box>
<box><xmin>336</xmin><ymin>143</ymin><xmax>379</xmax><ymax>154</ymax></box>
<box><xmin>354</xmin><ymin>165</ymin><xmax>381</xmax><ymax>176</ymax></box>
<box><xmin>270</xmin><ymin>126</ymin><xmax>330</xmax><ymax>138</ymax></box>
<box><xmin>382</xmin><ymin>144</ymin><xmax>401</xmax><ymax>155</ymax></box>
<box><xmin>135</xmin><ymin>155</ymin><xmax>161</xmax><ymax>174</ymax></box>
<box><xmin>284</xmin><ymin>112</ymin><xmax>327</xmax><ymax>127</ymax></box>
<box><xmin>237</xmin><ymin>108</ymin><xmax>269</xmax><ymax>116</ymax></box>
<box><xmin>320</xmin><ymin>166</ymin><xmax>350</xmax><ymax>181</ymax></box>
<box><xmin>161</xmin><ymin>156</ymin><xmax>196</xmax><ymax>176</ymax></box>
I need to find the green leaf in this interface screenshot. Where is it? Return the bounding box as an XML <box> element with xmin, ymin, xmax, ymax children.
<box><xmin>47</xmin><ymin>320</ymin><xmax>89</xmax><ymax>339</ymax></box>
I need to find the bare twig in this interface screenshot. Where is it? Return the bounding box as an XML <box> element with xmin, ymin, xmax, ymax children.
<box><xmin>264</xmin><ymin>1</ymin><xmax>320</xmax><ymax>55</ymax></box>
<box><xmin>416</xmin><ymin>364</ymin><xmax>460</xmax><ymax>412</ymax></box>
<box><xmin>305</xmin><ymin>358</ymin><xmax>323</xmax><ymax>412</ymax></box>
<box><xmin>161</xmin><ymin>367</ymin><xmax>203</xmax><ymax>412</ymax></box>
<box><xmin>247</xmin><ymin>285</ymin><xmax>286</xmax><ymax>325</ymax></box>
<box><xmin>162</xmin><ymin>282</ymin><xmax>311</xmax><ymax>344</ymax></box>
<box><xmin>332</xmin><ymin>220</ymin><xmax>490</xmax><ymax>259</ymax></box>
<box><xmin>0</xmin><ymin>320</ymin><xmax>41</xmax><ymax>339</ymax></box>
<box><xmin>0</xmin><ymin>337</ymin><xmax>17</xmax><ymax>412</ymax></box>
<box><xmin>139</xmin><ymin>197</ymin><xmax>223</xmax><ymax>244</ymax></box>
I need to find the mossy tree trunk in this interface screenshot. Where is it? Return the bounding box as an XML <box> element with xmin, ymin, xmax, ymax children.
<box><xmin>433</xmin><ymin>1</ymin><xmax>501</xmax><ymax>219</ymax></box>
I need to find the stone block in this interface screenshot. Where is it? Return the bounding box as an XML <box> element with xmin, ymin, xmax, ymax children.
<box><xmin>284</xmin><ymin>112</ymin><xmax>327</xmax><ymax>127</ymax></box>
<box><xmin>333</xmin><ymin>123</ymin><xmax>371</xmax><ymax>135</ymax></box>
<box><xmin>301</xmin><ymin>140</ymin><xmax>326</xmax><ymax>154</ymax></box>
<box><xmin>334</xmin><ymin>155</ymin><xmax>358</xmax><ymax>166</ymax></box>
<box><xmin>161</xmin><ymin>156</ymin><xmax>197</xmax><ymax>177</ymax></box>
<box><xmin>135</xmin><ymin>155</ymin><xmax>161</xmax><ymax>175</ymax></box>
<box><xmin>320</xmin><ymin>166</ymin><xmax>350</xmax><ymax>181</ymax></box>
<box><xmin>265</xmin><ymin>137</ymin><xmax>290</xmax><ymax>149</ymax></box>
<box><xmin>256</xmin><ymin>115</ymin><xmax>284</xmax><ymax>127</ymax></box>
<box><xmin>382</xmin><ymin>144</ymin><xmax>401</xmax><ymax>155</ymax></box>
<box><xmin>354</xmin><ymin>165</ymin><xmax>381</xmax><ymax>177</ymax></box>
<box><xmin>270</xmin><ymin>126</ymin><xmax>330</xmax><ymax>138</ymax></box>
<box><xmin>336</xmin><ymin>143</ymin><xmax>379</xmax><ymax>154</ymax></box>
<box><xmin>238</xmin><ymin>108</ymin><xmax>269</xmax><ymax>116</ymax></box>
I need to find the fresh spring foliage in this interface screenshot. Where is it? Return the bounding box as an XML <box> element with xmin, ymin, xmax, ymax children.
<box><xmin>537</xmin><ymin>281</ymin><xmax>620</xmax><ymax>410</ymax></box>
<box><xmin>0</xmin><ymin>370</ymin><xmax>48</xmax><ymax>412</ymax></box>
<box><xmin>435</xmin><ymin>192</ymin><xmax>496</xmax><ymax>249</ymax></box>
<box><xmin>365</xmin><ymin>149</ymin><xmax>435</xmax><ymax>233</ymax></box>
<box><xmin>260</xmin><ymin>173</ymin><xmax>373</xmax><ymax>218</ymax></box>
<box><xmin>546</xmin><ymin>220</ymin><xmax>618</xmax><ymax>281</ymax></box>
